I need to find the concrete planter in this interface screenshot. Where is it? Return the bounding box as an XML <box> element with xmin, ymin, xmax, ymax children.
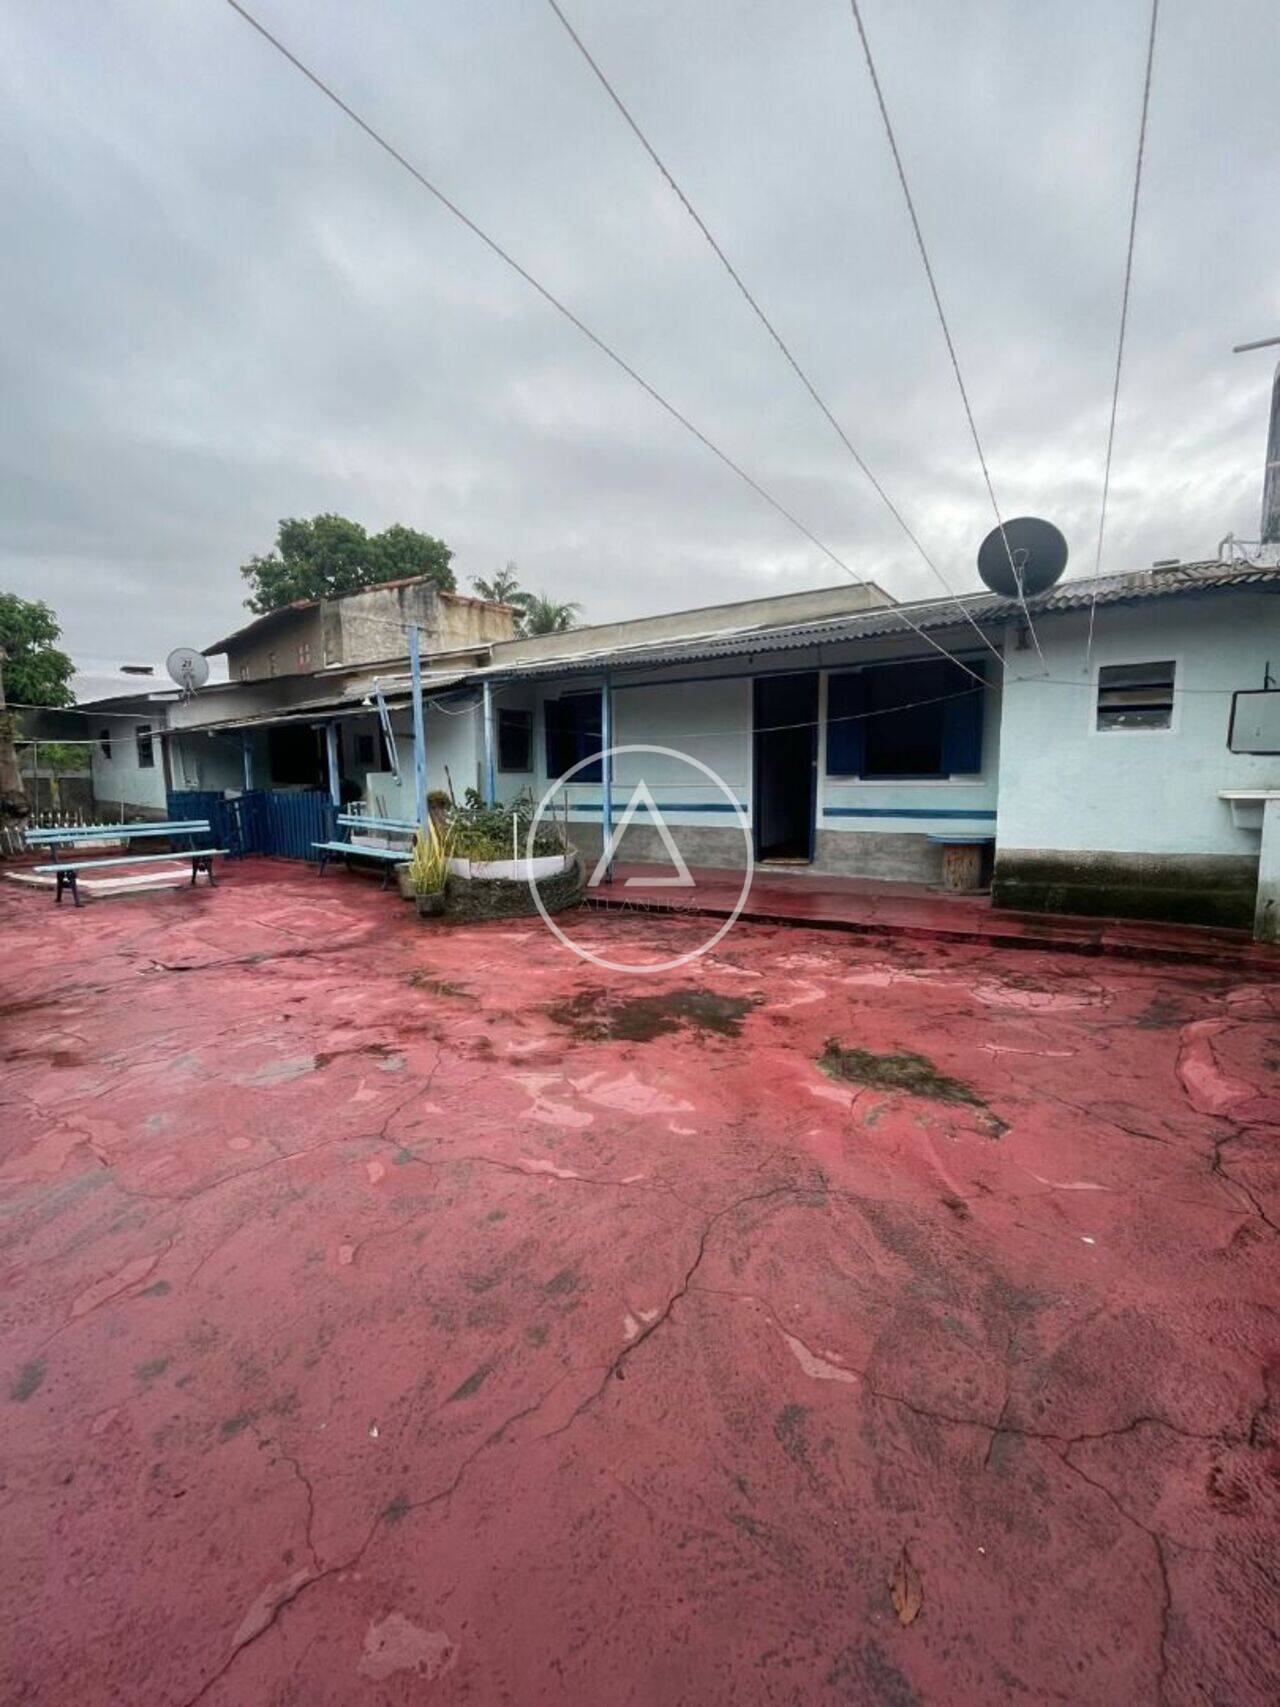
<box><xmin>414</xmin><ymin>889</ymin><xmax>447</xmax><ymax>918</ymax></box>
<box><xmin>447</xmin><ymin>852</ymin><xmax>574</xmax><ymax>883</ymax></box>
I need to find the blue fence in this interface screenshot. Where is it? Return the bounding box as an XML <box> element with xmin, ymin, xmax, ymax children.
<box><xmin>168</xmin><ymin>789</ymin><xmax>336</xmax><ymax>862</ymax></box>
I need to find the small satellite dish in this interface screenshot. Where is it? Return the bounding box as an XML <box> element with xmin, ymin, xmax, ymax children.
<box><xmin>166</xmin><ymin>647</ymin><xmax>210</xmax><ymax>696</ymax></box>
<box><xmin>977</xmin><ymin>517</ymin><xmax>1069</xmax><ymax>598</ymax></box>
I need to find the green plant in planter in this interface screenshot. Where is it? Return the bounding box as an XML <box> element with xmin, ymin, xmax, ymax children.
<box><xmin>450</xmin><ymin>792</ymin><xmax>568</xmax><ymax>862</ymax></box>
<box><xmin>408</xmin><ymin>819</ymin><xmax>452</xmax><ymax>896</ymax></box>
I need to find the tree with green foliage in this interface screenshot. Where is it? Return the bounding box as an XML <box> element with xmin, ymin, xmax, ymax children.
<box><xmin>520</xmin><ymin>593</ymin><xmax>582</xmax><ymax>636</ymax></box>
<box><xmin>471</xmin><ymin>562</ymin><xmax>529</xmax><ymax>609</ymax></box>
<box><xmin>240</xmin><ymin>515</ymin><xmax>455</xmax><ymax>614</ymax></box>
<box><xmin>0</xmin><ymin>593</ymin><xmax>75</xmax><ymax>707</ymax></box>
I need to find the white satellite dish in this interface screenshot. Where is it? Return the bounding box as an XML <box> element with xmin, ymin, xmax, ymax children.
<box><xmin>166</xmin><ymin>647</ymin><xmax>210</xmax><ymax>697</ymax></box>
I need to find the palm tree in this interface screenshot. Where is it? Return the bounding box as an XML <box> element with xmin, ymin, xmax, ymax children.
<box><xmin>471</xmin><ymin>562</ymin><xmax>528</xmax><ymax>607</ymax></box>
<box><xmin>520</xmin><ymin>594</ymin><xmax>582</xmax><ymax>636</ymax></box>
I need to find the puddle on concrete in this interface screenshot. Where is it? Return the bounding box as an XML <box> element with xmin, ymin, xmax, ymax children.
<box><xmin>546</xmin><ymin>986</ymin><xmax>757</xmax><ymax>1043</ymax></box>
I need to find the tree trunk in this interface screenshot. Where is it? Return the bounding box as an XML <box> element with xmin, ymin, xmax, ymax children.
<box><xmin>0</xmin><ymin>648</ymin><xmax>31</xmax><ymax>829</ymax></box>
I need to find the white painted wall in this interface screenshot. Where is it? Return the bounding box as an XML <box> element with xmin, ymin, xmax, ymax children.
<box><xmin>996</xmin><ymin>594</ymin><xmax>1280</xmax><ymax>856</ymax></box>
<box><xmin>90</xmin><ymin>718</ymin><xmax>168</xmax><ymax>812</ymax></box>
<box><xmin>365</xmin><ymin>702</ymin><xmax>483</xmax><ymax>819</ymax></box>
<box><xmin>523</xmin><ymin>675</ymin><xmax>751</xmax><ymax>831</ymax></box>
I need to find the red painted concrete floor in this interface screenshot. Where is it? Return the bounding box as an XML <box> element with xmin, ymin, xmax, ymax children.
<box><xmin>1</xmin><ymin>859</ymin><xmax>1277</xmax><ymax>1704</ymax></box>
<box><xmin>589</xmin><ymin>862</ymin><xmax>1279</xmax><ymax>970</ymax></box>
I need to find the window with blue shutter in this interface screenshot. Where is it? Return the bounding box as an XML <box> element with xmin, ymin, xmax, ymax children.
<box><xmin>544</xmin><ymin>693</ymin><xmax>602</xmax><ymax>782</ymax></box>
<box><xmin>825</xmin><ymin>671</ymin><xmax>867</xmax><ymax>775</ymax></box>
<box><xmin>826</xmin><ymin>660</ymin><xmax>985</xmax><ymax>778</ymax></box>
<box><xmin>940</xmin><ymin>661</ymin><xmax>986</xmax><ymax>772</ymax></box>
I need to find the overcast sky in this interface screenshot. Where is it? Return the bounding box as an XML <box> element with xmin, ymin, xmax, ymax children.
<box><xmin>2</xmin><ymin>0</ymin><xmax>1277</xmax><ymax>667</ymax></box>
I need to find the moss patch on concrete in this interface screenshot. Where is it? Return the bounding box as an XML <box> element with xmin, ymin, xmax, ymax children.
<box><xmin>818</xmin><ymin>1039</ymin><xmax>983</xmax><ymax>1108</ymax></box>
<box><xmin>548</xmin><ymin>986</ymin><xmax>756</xmax><ymax>1043</ymax></box>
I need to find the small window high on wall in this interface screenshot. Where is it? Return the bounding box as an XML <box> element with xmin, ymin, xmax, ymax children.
<box><xmin>135</xmin><ymin>725</ymin><xmax>155</xmax><ymax>769</ymax></box>
<box><xmin>826</xmin><ymin>660</ymin><xmax>985</xmax><ymax>779</ymax></box>
<box><xmin>1096</xmin><ymin>661</ymin><xmax>1175</xmax><ymax>730</ymax></box>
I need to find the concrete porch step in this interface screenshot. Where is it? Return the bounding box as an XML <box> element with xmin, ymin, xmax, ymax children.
<box><xmin>584</xmin><ymin>862</ymin><xmax>1277</xmax><ymax>971</ymax></box>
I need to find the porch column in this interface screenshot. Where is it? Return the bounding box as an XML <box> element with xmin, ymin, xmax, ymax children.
<box><xmin>482</xmin><ymin>679</ymin><xmax>496</xmax><ymax>806</ymax></box>
<box><xmin>324</xmin><ymin>722</ymin><xmax>341</xmax><ymax>807</ymax></box>
<box><xmin>242</xmin><ymin>734</ymin><xmax>254</xmax><ymax>792</ymax></box>
<box><xmin>600</xmin><ymin>673</ymin><xmax>613</xmax><ymax>885</ymax></box>
<box><xmin>408</xmin><ymin>624</ymin><xmax>428</xmax><ymax>829</ymax></box>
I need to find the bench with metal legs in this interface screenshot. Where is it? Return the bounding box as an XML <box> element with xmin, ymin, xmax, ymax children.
<box><xmin>34</xmin><ymin>850</ymin><xmax>228</xmax><ymax>909</ymax></box>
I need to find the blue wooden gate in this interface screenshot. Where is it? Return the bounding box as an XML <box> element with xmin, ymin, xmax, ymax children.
<box><xmin>168</xmin><ymin>788</ymin><xmax>336</xmax><ymax>861</ymax></box>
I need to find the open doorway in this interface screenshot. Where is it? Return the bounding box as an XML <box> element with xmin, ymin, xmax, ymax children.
<box><xmin>753</xmin><ymin>672</ymin><xmax>817</xmax><ymax>863</ymax></box>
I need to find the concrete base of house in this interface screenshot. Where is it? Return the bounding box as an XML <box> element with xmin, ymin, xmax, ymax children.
<box><xmin>568</xmin><ymin>823</ymin><xmax>947</xmax><ymax>884</ymax></box>
<box><xmin>992</xmin><ymin>849</ymin><xmax>1259</xmax><ymax>931</ymax></box>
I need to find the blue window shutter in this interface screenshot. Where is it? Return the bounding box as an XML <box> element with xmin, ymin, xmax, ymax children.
<box><xmin>940</xmin><ymin>663</ymin><xmax>986</xmax><ymax>774</ymax></box>
<box><xmin>826</xmin><ymin>671</ymin><xmax>866</xmax><ymax>775</ymax></box>
<box><xmin>546</xmin><ymin>693</ymin><xmax>602</xmax><ymax>783</ymax></box>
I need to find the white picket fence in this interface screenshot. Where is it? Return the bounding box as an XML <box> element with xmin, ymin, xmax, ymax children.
<box><xmin>0</xmin><ymin>808</ymin><xmax>107</xmax><ymax>857</ymax></box>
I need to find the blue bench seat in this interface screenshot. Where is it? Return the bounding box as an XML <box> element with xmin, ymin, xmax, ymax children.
<box><xmin>313</xmin><ymin>812</ymin><xmax>420</xmax><ymax>889</ymax></box>
<box><xmin>33</xmin><ymin>849</ymin><xmax>227</xmax><ymax>908</ymax></box>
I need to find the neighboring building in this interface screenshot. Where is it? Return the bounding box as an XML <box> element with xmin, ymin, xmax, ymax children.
<box><xmin>158</xmin><ymin>576</ymin><xmax>521</xmax><ymax>803</ymax></box>
<box><xmin>205</xmin><ymin>578</ymin><xmax>515</xmax><ymax>684</ymax></box>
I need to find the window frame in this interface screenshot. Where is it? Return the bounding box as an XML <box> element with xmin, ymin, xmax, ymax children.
<box><xmin>135</xmin><ymin>723</ymin><xmax>155</xmax><ymax>770</ymax></box>
<box><xmin>824</xmin><ymin>659</ymin><xmax>986</xmax><ymax>782</ymax></box>
<box><xmin>497</xmin><ymin>707</ymin><xmax>533</xmax><ymax>773</ymax></box>
<box><xmin>1092</xmin><ymin>656</ymin><xmax>1179</xmax><ymax>736</ymax></box>
<box><xmin>98</xmin><ymin>728</ymin><xmax>112</xmax><ymax>760</ymax></box>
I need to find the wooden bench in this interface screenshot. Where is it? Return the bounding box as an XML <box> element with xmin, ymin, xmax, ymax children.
<box><xmin>313</xmin><ymin>813</ymin><xmax>418</xmax><ymax>889</ymax></box>
<box><xmin>927</xmin><ymin>833</ymin><xmax>996</xmax><ymax>892</ymax></box>
<box><xmin>25</xmin><ymin>820</ymin><xmax>212</xmax><ymax>861</ymax></box>
<box><xmin>33</xmin><ymin>850</ymin><xmax>227</xmax><ymax>909</ymax></box>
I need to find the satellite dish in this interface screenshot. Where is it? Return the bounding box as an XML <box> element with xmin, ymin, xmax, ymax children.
<box><xmin>977</xmin><ymin>517</ymin><xmax>1069</xmax><ymax>598</ymax></box>
<box><xmin>166</xmin><ymin>647</ymin><xmax>210</xmax><ymax>696</ymax></box>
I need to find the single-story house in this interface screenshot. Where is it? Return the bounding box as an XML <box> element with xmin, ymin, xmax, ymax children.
<box><xmin>69</xmin><ymin>557</ymin><xmax>1279</xmax><ymax>938</ymax></box>
<box><xmin>371</xmin><ymin>558</ymin><xmax>1277</xmax><ymax>933</ymax></box>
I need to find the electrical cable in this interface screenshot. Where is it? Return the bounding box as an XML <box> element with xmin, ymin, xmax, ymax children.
<box><xmin>1084</xmin><ymin>0</ymin><xmax>1160</xmax><ymax>670</ymax></box>
<box><xmin>218</xmin><ymin>0</ymin><xmax>990</xmax><ymax>689</ymax></box>
<box><xmin>845</xmin><ymin>0</ymin><xmax>1047</xmax><ymax>671</ymax></box>
<box><xmin>543</xmin><ymin>0</ymin><xmax>1009</xmax><ymax>675</ymax></box>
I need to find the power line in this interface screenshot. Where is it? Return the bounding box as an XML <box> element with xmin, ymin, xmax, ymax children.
<box><xmin>218</xmin><ymin>0</ymin><xmax>989</xmax><ymax>689</ymax></box>
<box><xmin>542</xmin><ymin>0</ymin><xmax>1009</xmax><ymax>676</ymax></box>
<box><xmin>845</xmin><ymin>0</ymin><xmax>1047</xmax><ymax>672</ymax></box>
<box><xmin>1084</xmin><ymin>0</ymin><xmax>1160</xmax><ymax>670</ymax></box>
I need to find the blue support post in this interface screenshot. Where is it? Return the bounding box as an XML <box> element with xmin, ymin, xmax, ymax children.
<box><xmin>482</xmin><ymin>679</ymin><xmax>497</xmax><ymax>806</ymax></box>
<box><xmin>325</xmin><ymin>722</ymin><xmax>341</xmax><ymax>808</ymax></box>
<box><xmin>600</xmin><ymin>673</ymin><xmax>613</xmax><ymax>885</ymax></box>
<box><xmin>409</xmin><ymin>624</ymin><xmax>428</xmax><ymax>830</ymax></box>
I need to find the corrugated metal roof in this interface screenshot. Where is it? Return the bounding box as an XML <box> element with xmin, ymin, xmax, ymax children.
<box><xmin>472</xmin><ymin>560</ymin><xmax>1280</xmax><ymax>684</ymax></box>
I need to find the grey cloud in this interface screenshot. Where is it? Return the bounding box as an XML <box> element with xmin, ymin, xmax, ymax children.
<box><xmin>2</xmin><ymin>0</ymin><xmax>1276</xmax><ymax>664</ymax></box>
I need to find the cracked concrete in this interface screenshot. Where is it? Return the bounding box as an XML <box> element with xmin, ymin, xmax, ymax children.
<box><xmin>1</xmin><ymin>859</ymin><xmax>1276</xmax><ymax>1705</ymax></box>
